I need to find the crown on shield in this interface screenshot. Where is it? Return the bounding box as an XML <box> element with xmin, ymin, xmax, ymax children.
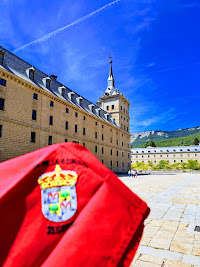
<box><xmin>38</xmin><ymin>164</ymin><xmax>78</xmax><ymax>189</ymax></box>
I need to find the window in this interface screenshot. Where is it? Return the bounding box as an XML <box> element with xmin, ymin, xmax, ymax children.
<box><xmin>127</xmin><ymin>127</ymin><xmax>129</xmax><ymax>131</ymax></box>
<box><xmin>148</xmin><ymin>155</ymin><xmax>150</xmax><ymax>158</ymax></box>
<box><xmin>154</xmin><ymin>160</ymin><xmax>156</xmax><ymax>163</ymax></box>
<box><xmin>117</xmin><ymin>140</ymin><xmax>118</xmax><ymax>145</ymax></box>
<box><xmin>65</xmin><ymin>121</ymin><xmax>68</xmax><ymax>130</ymax></box>
<box><xmin>75</xmin><ymin>112</ymin><xmax>78</xmax><ymax>117</ymax></box>
<box><xmin>48</xmin><ymin>136</ymin><xmax>52</xmax><ymax>145</ymax></box>
<box><xmin>110</xmin><ymin>161</ymin><xmax>112</xmax><ymax>166</ymax></box>
<box><xmin>181</xmin><ymin>160</ymin><xmax>183</xmax><ymax>162</ymax></box>
<box><xmin>95</xmin><ymin>146</ymin><xmax>97</xmax><ymax>153</ymax></box>
<box><xmin>106</xmin><ymin>106</ymin><xmax>109</xmax><ymax>110</ymax></box>
<box><xmin>0</xmin><ymin>125</ymin><xmax>2</xmax><ymax>137</ymax></box>
<box><xmin>102</xmin><ymin>124</ymin><xmax>104</xmax><ymax>128</ymax></box>
<box><xmin>122</xmin><ymin>152</ymin><xmax>124</xmax><ymax>157</ymax></box>
<box><xmin>180</xmin><ymin>154</ymin><xmax>183</xmax><ymax>157</ymax></box>
<box><xmin>66</xmin><ymin>108</ymin><xmax>69</xmax><ymax>113</ymax></box>
<box><xmin>75</xmin><ymin>125</ymin><xmax>78</xmax><ymax>132</ymax></box>
<box><xmin>112</xmin><ymin>105</ymin><xmax>114</xmax><ymax>109</ymax></box>
<box><xmin>136</xmin><ymin>156</ymin><xmax>138</xmax><ymax>158</ymax></box>
<box><xmin>32</xmin><ymin>110</ymin><xmax>37</xmax><ymax>120</ymax></box>
<box><xmin>46</xmin><ymin>80</ymin><xmax>50</xmax><ymax>89</ymax></box>
<box><xmin>188</xmin><ymin>154</ymin><xmax>190</xmax><ymax>157</ymax></box>
<box><xmin>0</xmin><ymin>98</ymin><xmax>5</xmax><ymax>110</ymax></box>
<box><xmin>167</xmin><ymin>155</ymin><xmax>169</xmax><ymax>157</ymax></box>
<box><xmin>195</xmin><ymin>154</ymin><xmax>197</xmax><ymax>157</ymax></box>
<box><xmin>50</xmin><ymin>101</ymin><xmax>54</xmax><ymax>107</ymax></box>
<box><xmin>83</xmin><ymin>128</ymin><xmax>86</xmax><ymax>135</ymax></box>
<box><xmin>110</xmin><ymin>149</ymin><xmax>112</xmax><ymax>155</ymax></box>
<box><xmin>102</xmin><ymin>147</ymin><xmax>104</xmax><ymax>154</ymax></box>
<box><xmin>160</xmin><ymin>155</ymin><xmax>162</xmax><ymax>157</ymax></box>
<box><xmin>117</xmin><ymin>151</ymin><xmax>118</xmax><ymax>156</ymax></box>
<box><xmin>128</xmin><ymin>153</ymin><xmax>129</xmax><ymax>158</ymax></box>
<box><xmin>49</xmin><ymin>116</ymin><xmax>53</xmax><ymax>125</ymax></box>
<box><xmin>121</xmin><ymin>106</ymin><xmax>122</xmax><ymax>110</ymax></box>
<box><xmin>95</xmin><ymin>121</ymin><xmax>97</xmax><ymax>126</ymax></box>
<box><xmin>110</xmin><ymin>137</ymin><xmax>112</xmax><ymax>143</ymax></box>
<box><xmin>142</xmin><ymin>155</ymin><xmax>144</xmax><ymax>158</ymax></box>
<box><xmin>83</xmin><ymin>116</ymin><xmax>86</xmax><ymax>120</ymax></box>
<box><xmin>174</xmin><ymin>160</ymin><xmax>176</xmax><ymax>163</ymax></box>
<box><xmin>122</xmin><ymin>162</ymin><xmax>124</xmax><ymax>167</ymax></box>
<box><xmin>154</xmin><ymin>155</ymin><xmax>156</xmax><ymax>157</ymax></box>
<box><xmin>65</xmin><ymin>139</ymin><xmax>68</xmax><ymax>142</ymax></box>
<box><xmin>173</xmin><ymin>154</ymin><xmax>175</xmax><ymax>157</ymax></box>
<box><xmin>122</xmin><ymin>142</ymin><xmax>123</xmax><ymax>147</ymax></box>
<box><xmin>102</xmin><ymin>159</ymin><xmax>104</xmax><ymax>164</ymax></box>
<box><xmin>31</xmin><ymin>132</ymin><xmax>36</xmax><ymax>143</ymax></box>
<box><xmin>33</xmin><ymin>93</ymin><xmax>38</xmax><ymax>100</ymax></box>
<box><xmin>95</xmin><ymin>132</ymin><xmax>97</xmax><ymax>138</ymax></box>
<box><xmin>117</xmin><ymin>161</ymin><xmax>118</xmax><ymax>167</ymax></box>
<box><xmin>0</xmin><ymin>78</ymin><xmax>6</xmax><ymax>86</ymax></box>
<box><xmin>102</xmin><ymin>134</ymin><xmax>104</xmax><ymax>141</ymax></box>
<box><xmin>29</xmin><ymin>70</ymin><xmax>34</xmax><ymax>81</ymax></box>
<box><xmin>83</xmin><ymin>143</ymin><xmax>85</xmax><ymax>147</ymax></box>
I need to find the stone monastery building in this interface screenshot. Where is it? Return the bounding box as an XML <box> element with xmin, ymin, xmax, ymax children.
<box><xmin>0</xmin><ymin>47</ymin><xmax>131</xmax><ymax>173</ymax></box>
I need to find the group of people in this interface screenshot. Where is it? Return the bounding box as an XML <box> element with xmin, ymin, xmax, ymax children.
<box><xmin>128</xmin><ymin>169</ymin><xmax>138</xmax><ymax>178</ymax></box>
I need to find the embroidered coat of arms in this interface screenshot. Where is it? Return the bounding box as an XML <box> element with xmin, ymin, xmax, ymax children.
<box><xmin>38</xmin><ymin>165</ymin><xmax>78</xmax><ymax>223</ymax></box>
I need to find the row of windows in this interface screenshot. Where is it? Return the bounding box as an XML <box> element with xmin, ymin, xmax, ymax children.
<box><xmin>29</xmin><ymin>131</ymin><xmax>128</xmax><ymax>157</ymax></box>
<box><xmin>135</xmin><ymin>154</ymin><xmax>198</xmax><ymax>158</ymax></box>
<box><xmin>0</xmin><ymin>123</ymin><xmax>128</xmax><ymax>150</ymax></box>
<box><xmin>121</xmin><ymin>124</ymin><xmax>129</xmax><ymax>132</ymax></box>
<box><xmin>136</xmin><ymin>148</ymin><xmax>198</xmax><ymax>153</ymax></box>
<box><xmin>106</xmin><ymin>105</ymin><xmax>115</xmax><ymax>110</ymax></box>
<box><xmin>136</xmin><ymin>160</ymin><xmax>185</xmax><ymax>163</ymax></box>
<box><xmin>121</xmin><ymin>115</ymin><xmax>128</xmax><ymax>122</ymax></box>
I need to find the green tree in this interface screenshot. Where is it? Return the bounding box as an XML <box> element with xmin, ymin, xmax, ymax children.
<box><xmin>186</xmin><ymin>160</ymin><xmax>200</xmax><ymax>170</ymax></box>
<box><xmin>145</xmin><ymin>140</ymin><xmax>156</xmax><ymax>148</ymax></box>
<box><xmin>194</xmin><ymin>137</ymin><xmax>199</xmax><ymax>145</ymax></box>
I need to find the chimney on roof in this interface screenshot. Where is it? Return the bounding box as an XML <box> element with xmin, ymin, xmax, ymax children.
<box><xmin>50</xmin><ymin>75</ymin><xmax>57</xmax><ymax>80</ymax></box>
<box><xmin>0</xmin><ymin>50</ymin><xmax>5</xmax><ymax>65</ymax></box>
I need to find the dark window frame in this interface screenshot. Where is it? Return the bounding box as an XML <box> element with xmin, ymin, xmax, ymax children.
<box><xmin>31</xmin><ymin>131</ymin><xmax>36</xmax><ymax>143</ymax></box>
<box><xmin>33</xmin><ymin>93</ymin><xmax>38</xmax><ymax>100</ymax></box>
<box><xmin>32</xmin><ymin>109</ymin><xmax>37</xmax><ymax>120</ymax></box>
<box><xmin>0</xmin><ymin>78</ymin><xmax>6</xmax><ymax>86</ymax></box>
<box><xmin>48</xmin><ymin>136</ymin><xmax>52</xmax><ymax>145</ymax></box>
<box><xmin>49</xmin><ymin>115</ymin><xmax>53</xmax><ymax>125</ymax></box>
<box><xmin>0</xmin><ymin>98</ymin><xmax>5</xmax><ymax>110</ymax></box>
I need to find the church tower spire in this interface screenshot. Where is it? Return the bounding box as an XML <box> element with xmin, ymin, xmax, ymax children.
<box><xmin>108</xmin><ymin>60</ymin><xmax>115</xmax><ymax>88</ymax></box>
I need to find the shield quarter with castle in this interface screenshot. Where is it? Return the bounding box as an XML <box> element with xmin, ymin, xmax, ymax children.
<box><xmin>38</xmin><ymin>165</ymin><xmax>78</xmax><ymax>223</ymax></box>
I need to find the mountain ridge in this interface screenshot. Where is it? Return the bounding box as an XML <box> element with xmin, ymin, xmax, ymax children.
<box><xmin>131</xmin><ymin>126</ymin><xmax>200</xmax><ymax>147</ymax></box>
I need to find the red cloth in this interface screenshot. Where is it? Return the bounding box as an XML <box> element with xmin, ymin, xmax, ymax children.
<box><xmin>0</xmin><ymin>143</ymin><xmax>150</xmax><ymax>267</ymax></box>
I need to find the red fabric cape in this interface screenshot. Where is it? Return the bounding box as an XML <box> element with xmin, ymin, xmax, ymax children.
<box><xmin>0</xmin><ymin>143</ymin><xmax>150</xmax><ymax>267</ymax></box>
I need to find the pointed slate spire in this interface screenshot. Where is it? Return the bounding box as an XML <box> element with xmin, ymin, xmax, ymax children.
<box><xmin>108</xmin><ymin>59</ymin><xmax>115</xmax><ymax>88</ymax></box>
<box><xmin>109</xmin><ymin>60</ymin><xmax>113</xmax><ymax>78</ymax></box>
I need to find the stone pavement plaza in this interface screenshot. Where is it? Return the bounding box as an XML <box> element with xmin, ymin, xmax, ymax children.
<box><xmin>119</xmin><ymin>173</ymin><xmax>200</xmax><ymax>267</ymax></box>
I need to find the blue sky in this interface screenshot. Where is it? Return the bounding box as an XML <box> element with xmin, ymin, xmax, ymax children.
<box><xmin>1</xmin><ymin>0</ymin><xmax>200</xmax><ymax>133</ymax></box>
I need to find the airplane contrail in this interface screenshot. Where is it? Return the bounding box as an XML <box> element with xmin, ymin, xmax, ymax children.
<box><xmin>13</xmin><ymin>0</ymin><xmax>120</xmax><ymax>53</ymax></box>
<box><xmin>157</xmin><ymin>62</ymin><xmax>200</xmax><ymax>73</ymax></box>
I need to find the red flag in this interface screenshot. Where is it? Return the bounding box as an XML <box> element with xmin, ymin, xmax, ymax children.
<box><xmin>0</xmin><ymin>143</ymin><xmax>150</xmax><ymax>267</ymax></box>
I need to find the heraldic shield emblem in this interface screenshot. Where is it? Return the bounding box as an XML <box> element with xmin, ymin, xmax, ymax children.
<box><xmin>38</xmin><ymin>165</ymin><xmax>78</xmax><ymax>223</ymax></box>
